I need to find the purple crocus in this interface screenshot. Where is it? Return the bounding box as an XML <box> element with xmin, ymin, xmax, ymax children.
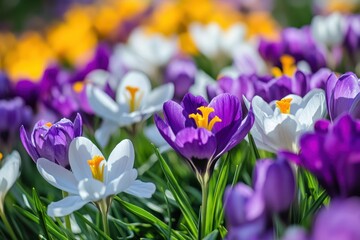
<box><xmin>259</xmin><ymin>27</ymin><xmax>327</xmax><ymax>73</ymax></box>
<box><xmin>312</xmin><ymin>198</ymin><xmax>360</xmax><ymax>240</ymax></box>
<box><xmin>155</xmin><ymin>93</ymin><xmax>254</xmax><ymax>176</ymax></box>
<box><xmin>326</xmin><ymin>72</ymin><xmax>360</xmax><ymax>121</ymax></box>
<box><xmin>0</xmin><ymin>72</ymin><xmax>11</xmax><ymax>99</ymax></box>
<box><xmin>285</xmin><ymin>114</ymin><xmax>360</xmax><ymax>198</ymax></box>
<box><xmin>20</xmin><ymin>113</ymin><xmax>82</xmax><ymax>168</ymax></box>
<box><xmin>164</xmin><ymin>56</ymin><xmax>196</xmax><ymax>101</ymax></box>
<box><xmin>224</xmin><ymin>183</ymin><xmax>271</xmax><ymax>240</ymax></box>
<box><xmin>253</xmin><ymin>158</ymin><xmax>295</xmax><ymax>213</ymax></box>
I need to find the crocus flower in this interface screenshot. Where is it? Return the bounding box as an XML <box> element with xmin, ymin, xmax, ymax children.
<box><xmin>87</xmin><ymin>71</ymin><xmax>174</xmax><ymax>147</ymax></box>
<box><xmin>286</xmin><ymin>114</ymin><xmax>360</xmax><ymax>198</ymax></box>
<box><xmin>164</xmin><ymin>56</ymin><xmax>196</xmax><ymax>101</ymax></box>
<box><xmin>224</xmin><ymin>183</ymin><xmax>270</xmax><ymax>240</ymax></box>
<box><xmin>20</xmin><ymin>113</ymin><xmax>82</xmax><ymax>168</ymax></box>
<box><xmin>326</xmin><ymin>72</ymin><xmax>360</xmax><ymax>121</ymax></box>
<box><xmin>0</xmin><ymin>72</ymin><xmax>11</xmax><ymax>99</ymax></box>
<box><xmin>312</xmin><ymin>198</ymin><xmax>360</xmax><ymax>240</ymax></box>
<box><xmin>154</xmin><ymin>93</ymin><xmax>254</xmax><ymax>177</ymax></box>
<box><xmin>259</xmin><ymin>27</ymin><xmax>327</xmax><ymax>72</ymax></box>
<box><xmin>0</xmin><ymin>151</ymin><xmax>21</xmax><ymax>213</ymax></box>
<box><xmin>36</xmin><ymin>137</ymin><xmax>156</xmax><ymax>217</ymax></box>
<box><xmin>311</xmin><ymin>12</ymin><xmax>346</xmax><ymax>47</ymax></box>
<box><xmin>110</xmin><ymin>27</ymin><xmax>177</xmax><ymax>78</ymax></box>
<box><xmin>245</xmin><ymin>89</ymin><xmax>326</xmax><ymax>153</ymax></box>
<box><xmin>253</xmin><ymin>158</ymin><xmax>295</xmax><ymax>213</ymax></box>
<box><xmin>189</xmin><ymin>22</ymin><xmax>245</xmax><ymax>60</ymax></box>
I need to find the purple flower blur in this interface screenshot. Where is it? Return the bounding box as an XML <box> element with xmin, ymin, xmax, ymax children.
<box><xmin>286</xmin><ymin>114</ymin><xmax>360</xmax><ymax>198</ymax></box>
<box><xmin>326</xmin><ymin>72</ymin><xmax>360</xmax><ymax>121</ymax></box>
<box><xmin>224</xmin><ymin>184</ymin><xmax>271</xmax><ymax>240</ymax></box>
<box><xmin>155</xmin><ymin>93</ymin><xmax>254</xmax><ymax>176</ymax></box>
<box><xmin>0</xmin><ymin>72</ymin><xmax>11</xmax><ymax>99</ymax></box>
<box><xmin>253</xmin><ymin>158</ymin><xmax>295</xmax><ymax>213</ymax></box>
<box><xmin>20</xmin><ymin>113</ymin><xmax>82</xmax><ymax>168</ymax></box>
<box><xmin>311</xmin><ymin>198</ymin><xmax>360</xmax><ymax>240</ymax></box>
<box><xmin>164</xmin><ymin>56</ymin><xmax>196</xmax><ymax>101</ymax></box>
<box><xmin>0</xmin><ymin>97</ymin><xmax>32</xmax><ymax>144</ymax></box>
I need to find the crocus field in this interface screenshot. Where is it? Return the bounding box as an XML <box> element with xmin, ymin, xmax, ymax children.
<box><xmin>1</xmin><ymin>0</ymin><xmax>360</xmax><ymax>239</ymax></box>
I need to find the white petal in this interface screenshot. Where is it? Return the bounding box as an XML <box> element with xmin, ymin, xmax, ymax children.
<box><xmin>106</xmin><ymin>169</ymin><xmax>137</xmax><ymax>196</ymax></box>
<box><xmin>105</xmin><ymin>139</ymin><xmax>135</xmax><ymax>183</ymax></box>
<box><xmin>78</xmin><ymin>178</ymin><xmax>106</xmax><ymax>201</ymax></box>
<box><xmin>69</xmin><ymin>137</ymin><xmax>104</xmax><ymax>182</ymax></box>
<box><xmin>95</xmin><ymin>120</ymin><xmax>119</xmax><ymax>148</ymax></box>
<box><xmin>264</xmin><ymin>115</ymin><xmax>300</xmax><ymax>152</ymax></box>
<box><xmin>36</xmin><ymin>158</ymin><xmax>78</xmax><ymax>194</ymax></box>
<box><xmin>86</xmin><ymin>85</ymin><xmax>122</xmax><ymax>123</ymax></box>
<box><xmin>189</xmin><ymin>23</ymin><xmax>221</xmax><ymax>58</ymax></box>
<box><xmin>116</xmin><ymin>71</ymin><xmax>151</xmax><ymax>105</ymax></box>
<box><xmin>220</xmin><ymin>23</ymin><xmax>246</xmax><ymax>56</ymax></box>
<box><xmin>141</xmin><ymin>83</ymin><xmax>174</xmax><ymax>111</ymax></box>
<box><xmin>144</xmin><ymin>124</ymin><xmax>169</xmax><ymax>148</ymax></box>
<box><xmin>296</xmin><ymin>90</ymin><xmax>326</xmax><ymax>127</ymax></box>
<box><xmin>0</xmin><ymin>151</ymin><xmax>21</xmax><ymax>198</ymax></box>
<box><xmin>86</xmin><ymin>70</ymin><xmax>111</xmax><ymax>89</ymax></box>
<box><xmin>124</xmin><ymin>180</ymin><xmax>156</xmax><ymax>198</ymax></box>
<box><xmin>47</xmin><ymin>196</ymin><xmax>88</xmax><ymax>217</ymax></box>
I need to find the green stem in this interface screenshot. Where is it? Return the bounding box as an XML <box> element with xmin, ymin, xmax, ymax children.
<box><xmin>97</xmin><ymin>198</ymin><xmax>110</xmax><ymax>236</ymax></box>
<box><xmin>200</xmin><ymin>175</ymin><xmax>209</xmax><ymax>239</ymax></box>
<box><xmin>62</xmin><ymin>191</ymin><xmax>72</xmax><ymax>232</ymax></box>
<box><xmin>1</xmin><ymin>211</ymin><xmax>16</xmax><ymax>240</ymax></box>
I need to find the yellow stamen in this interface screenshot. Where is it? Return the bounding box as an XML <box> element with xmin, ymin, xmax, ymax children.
<box><xmin>189</xmin><ymin>106</ymin><xmax>222</xmax><ymax>131</ymax></box>
<box><xmin>276</xmin><ymin>98</ymin><xmax>293</xmax><ymax>114</ymax></box>
<box><xmin>88</xmin><ymin>155</ymin><xmax>105</xmax><ymax>182</ymax></box>
<box><xmin>73</xmin><ymin>82</ymin><xmax>84</xmax><ymax>93</ymax></box>
<box><xmin>271</xmin><ymin>55</ymin><xmax>297</xmax><ymax>78</ymax></box>
<box><xmin>45</xmin><ymin>122</ymin><xmax>52</xmax><ymax>127</ymax></box>
<box><xmin>0</xmin><ymin>152</ymin><xmax>3</xmax><ymax>161</ymax></box>
<box><xmin>125</xmin><ymin>86</ymin><xmax>142</xmax><ymax>112</ymax></box>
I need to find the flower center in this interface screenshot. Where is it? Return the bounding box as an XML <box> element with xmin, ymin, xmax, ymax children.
<box><xmin>44</xmin><ymin>122</ymin><xmax>53</xmax><ymax>127</ymax></box>
<box><xmin>189</xmin><ymin>106</ymin><xmax>222</xmax><ymax>131</ymax></box>
<box><xmin>276</xmin><ymin>98</ymin><xmax>292</xmax><ymax>114</ymax></box>
<box><xmin>88</xmin><ymin>155</ymin><xmax>105</xmax><ymax>182</ymax></box>
<box><xmin>271</xmin><ymin>55</ymin><xmax>297</xmax><ymax>78</ymax></box>
<box><xmin>0</xmin><ymin>152</ymin><xmax>3</xmax><ymax>161</ymax></box>
<box><xmin>125</xmin><ymin>86</ymin><xmax>143</xmax><ymax>112</ymax></box>
<box><xmin>73</xmin><ymin>82</ymin><xmax>85</xmax><ymax>93</ymax></box>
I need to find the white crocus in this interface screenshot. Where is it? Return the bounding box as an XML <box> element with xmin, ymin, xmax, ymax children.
<box><xmin>87</xmin><ymin>71</ymin><xmax>174</xmax><ymax>147</ymax></box>
<box><xmin>36</xmin><ymin>137</ymin><xmax>156</xmax><ymax>217</ymax></box>
<box><xmin>189</xmin><ymin>22</ymin><xmax>246</xmax><ymax>59</ymax></box>
<box><xmin>0</xmin><ymin>151</ymin><xmax>21</xmax><ymax>213</ymax></box>
<box><xmin>311</xmin><ymin>12</ymin><xmax>346</xmax><ymax>47</ymax></box>
<box><xmin>144</xmin><ymin>125</ymin><xmax>170</xmax><ymax>153</ymax></box>
<box><xmin>110</xmin><ymin>28</ymin><xmax>177</xmax><ymax>78</ymax></box>
<box><xmin>245</xmin><ymin>89</ymin><xmax>327</xmax><ymax>153</ymax></box>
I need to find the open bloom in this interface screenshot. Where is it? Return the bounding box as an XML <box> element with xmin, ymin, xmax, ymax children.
<box><xmin>155</xmin><ymin>93</ymin><xmax>254</xmax><ymax>176</ymax></box>
<box><xmin>326</xmin><ymin>72</ymin><xmax>360</xmax><ymax>121</ymax></box>
<box><xmin>0</xmin><ymin>151</ymin><xmax>21</xmax><ymax>213</ymax></box>
<box><xmin>285</xmin><ymin>114</ymin><xmax>360</xmax><ymax>198</ymax></box>
<box><xmin>20</xmin><ymin>113</ymin><xmax>82</xmax><ymax>168</ymax></box>
<box><xmin>245</xmin><ymin>89</ymin><xmax>326</xmax><ymax>153</ymax></box>
<box><xmin>36</xmin><ymin>137</ymin><xmax>156</xmax><ymax>217</ymax></box>
<box><xmin>87</xmin><ymin>71</ymin><xmax>174</xmax><ymax>147</ymax></box>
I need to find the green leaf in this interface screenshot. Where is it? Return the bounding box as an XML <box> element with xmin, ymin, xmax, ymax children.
<box><xmin>32</xmin><ymin>188</ymin><xmax>51</xmax><ymax>239</ymax></box>
<box><xmin>203</xmin><ymin>229</ymin><xmax>219</xmax><ymax>240</ymax></box>
<box><xmin>153</xmin><ymin>145</ymin><xmax>198</xmax><ymax>237</ymax></box>
<box><xmin>73</xmin><ymin>212</ymin><xmax>112</xmax><ymax>240</ymax></box>
<box><xmin>114</xmin><ymin>196</ymin><xmax>186</xmax><ymax>240</ymax></box>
